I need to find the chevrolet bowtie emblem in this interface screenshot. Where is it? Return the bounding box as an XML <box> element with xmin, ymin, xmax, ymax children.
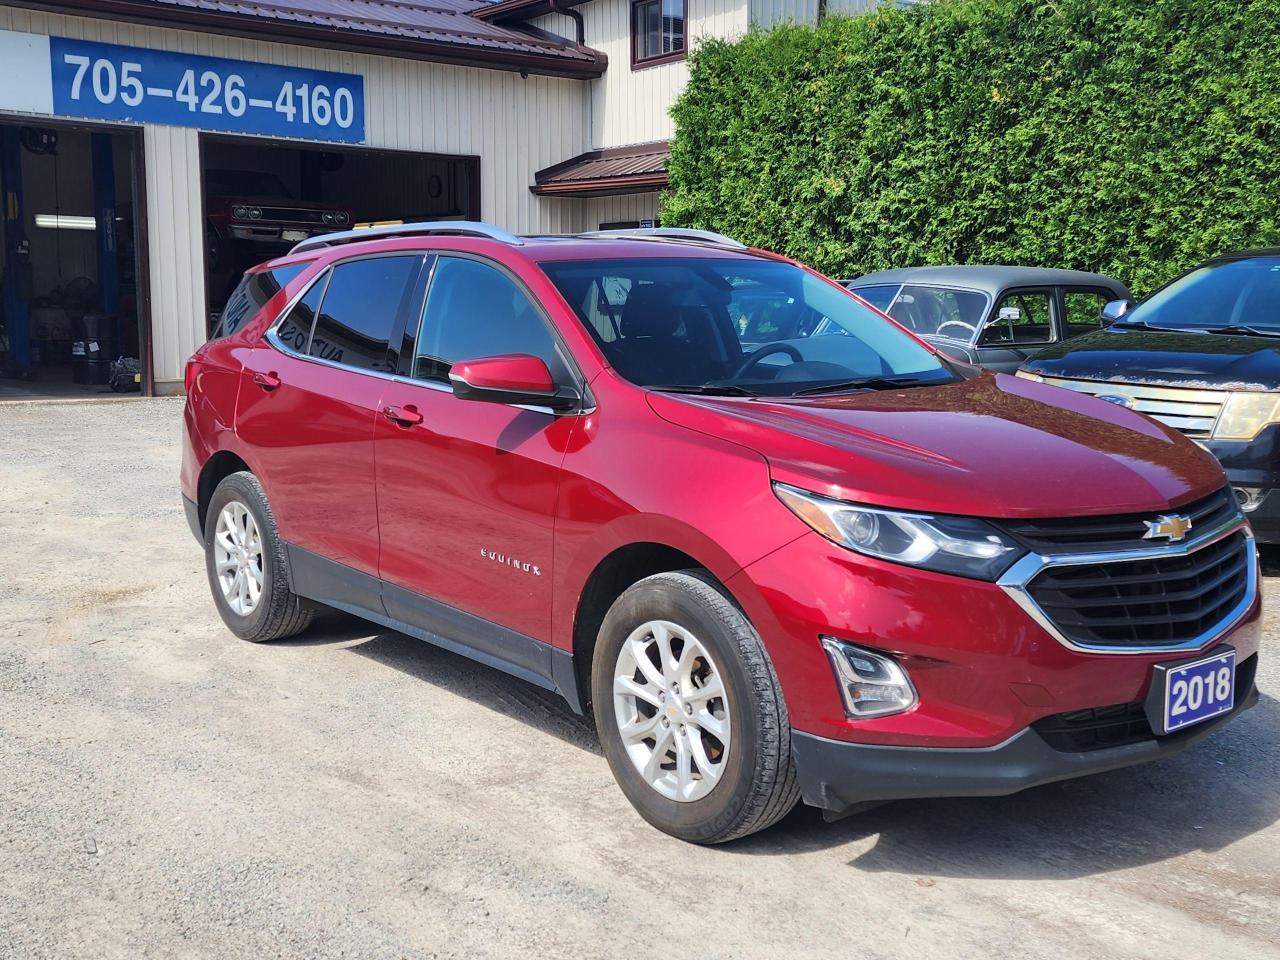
<box><xmin>1143</xmin><ymin>514</ymin><xmax>1193</xmax><ymax>541</ymax></box>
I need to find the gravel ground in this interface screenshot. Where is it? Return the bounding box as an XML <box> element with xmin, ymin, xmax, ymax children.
<box><xmin>1</xmin><ymin>398</ymin><xmax>1278</xmax><ymax>960</ymax></box>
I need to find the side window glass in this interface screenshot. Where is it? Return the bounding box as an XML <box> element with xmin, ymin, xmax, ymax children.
<box><xmin>415</xmin><ymin>257</ymin><xmax>563</xmax><ymax>383</ymax></box>
<box><xmin>274</xmin><ymin>274</ymin><xmax>327</xmax><ymax>354</ymax></box>
<box><xmin>308</xmin><ymin>256</ymin><xmax>421</xmax><ymax>372</ymax></box>
<box><xmin>1063</xmin><ymin>289</ymin><xmax>1111</xmax><ymax>338</ymax></box>
<box><xmin>849</xmin><ymin>284</ymin><xmax>900</xmax><ymax>312</ymax></box>
<box><xmin>212</xmin><ymin>263</ymin><xmax>306</xmax><ymax>340</ymax></box>
<box><xmin>980</xmin><ymin>291</ymin><xmax>1054</xmax><ymax>345</ymax></box>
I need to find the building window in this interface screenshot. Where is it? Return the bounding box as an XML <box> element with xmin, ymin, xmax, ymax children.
<box><xmin>632</xmin><ymin>0</ymin><xmax>686</xmax><ymax>68</ymax></box>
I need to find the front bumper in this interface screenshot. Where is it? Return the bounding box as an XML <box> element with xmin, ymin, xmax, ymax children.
<box><xmin>1204</xmin><ymin>430</ymin><xmax>1280</xmax><ymax>542</ymax></box>
<box><xmin>793</xmin><ymin>659</ymin><xmax>1260</xmax><ymax>812</ymax></box>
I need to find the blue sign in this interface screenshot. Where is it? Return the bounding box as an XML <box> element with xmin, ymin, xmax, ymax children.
<box><xmin>49</xmin><ymin>36</ymin><xmax>365</xmax><ymax>143</ymax></box>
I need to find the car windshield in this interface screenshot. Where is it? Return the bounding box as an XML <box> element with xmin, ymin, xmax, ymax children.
<box><xmin>541</xmin><ymin>257</ymin><xmax>954</xmax><ymax>396</ymax></box>
<box><xmin>851</xmin><ymin>283</ymin><xmax>990</xmax><ymax>340</ymax></box>
<box><xmin>1127</xmin><ymin>255</ymin><xmax>1280</xmax><ymax>331</ymax></box>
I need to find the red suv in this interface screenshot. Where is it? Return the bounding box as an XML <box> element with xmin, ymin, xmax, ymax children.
<box><xmin>182</xmin><ymin>223</ymin><xmax>1262</xmax><ymax>843</ymax></box>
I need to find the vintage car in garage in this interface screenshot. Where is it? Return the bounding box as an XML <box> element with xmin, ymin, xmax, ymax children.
<box><xmin>205</xmin><ymin>169</ymin><xmax>353</xmax><ymax>260</ymax></box>
<box><xmin>847</xmin><ymin>266</ymin><xmax>1131</xmax><ymax>372</ymax></box>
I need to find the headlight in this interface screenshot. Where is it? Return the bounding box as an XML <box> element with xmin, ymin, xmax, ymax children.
<box><xmin>773</xmin><ymin>482</ymin><xmax>1024</xmax><ymax>580</ymax></box>
<box><xmin>232</xmin><ymin>205</ymin><xmax>249</xmax><ymax>220</ymax></box>
<box><xmin>1214</xmin><ymin>391</ymin><xmax>1280</xmax><ymax>441</ymax></box>
<box><xmin>1015</xmin><ymin>370</ymin><xmax>1043</xmax><ymax>382</ymax></box>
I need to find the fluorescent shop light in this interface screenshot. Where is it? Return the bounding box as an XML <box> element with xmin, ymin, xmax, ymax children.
<box><xmin>35</xmin><ymin>214</ymin><xmax>97</xmax><ymax>231</ymax></box>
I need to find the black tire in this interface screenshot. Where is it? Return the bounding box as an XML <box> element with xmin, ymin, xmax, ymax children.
<box><xmin>203</xmin><ymin>471</ymin><xmax>314</xmax><ymax>643</ymax></box>
<box><xmin>591</xmin><ymin>570</ymin><xmax>800</xmax><ymax>844</ymax></box>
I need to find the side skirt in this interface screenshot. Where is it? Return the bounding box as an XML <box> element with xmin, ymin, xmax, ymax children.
<box><xmin>284</xmin><ymin>544</ymin><xmax>584</xmax><ymax>714</ymax></box>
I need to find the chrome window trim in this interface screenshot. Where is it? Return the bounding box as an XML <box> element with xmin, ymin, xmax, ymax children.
<box><xmin>997</xmin><ymin>516</ymin><xmax>1257</xmax><ymax>655</ymax></box>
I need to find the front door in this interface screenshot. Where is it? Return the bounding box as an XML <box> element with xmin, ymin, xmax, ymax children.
<box><xmin>235</xmin><ymin>253</ymin><xmax>426</xmax><ymax>581</ymax></box>
<box><xmin>374</xmin><ymin>253</ymin><xmax>581</xmax><ymax>663</ymax></box>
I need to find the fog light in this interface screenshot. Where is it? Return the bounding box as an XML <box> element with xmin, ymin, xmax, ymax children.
<box><xmin>820</xmin><ymin>637</ymin><xmax>917</xmax><ymax>719</ymax></box>
<box><xmin>1233</xmin><ymin>486</ymin><xmax>1267</xmax><ymax>513</ymax></box>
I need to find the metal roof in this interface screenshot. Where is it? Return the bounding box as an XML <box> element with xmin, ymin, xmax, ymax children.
<box><xmin>473</xmin><ymin>0</ymin><xmax>591</xmax><ymax>23</ymax></box>
<box><xmin>20</xmin><ymin>0</ymin><xmax>608</xmax><ymax>78</ymax></box>
<box><xmin>850</xmin><ymin>264</ymin><xmax>1131</xmax><ymax>298</ymax></box>
<box><xmin>532</xmin><ymin>141</ymin><xmax>668</xmax><ymax>198</ymax></box>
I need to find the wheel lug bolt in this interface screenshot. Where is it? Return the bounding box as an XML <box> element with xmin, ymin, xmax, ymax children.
<box><xmin>683</xmin><ymin>703</ymin><xmax>692</xmax><ymax>715</ymax></box>
<box><xmin>658</xmin><ymin>692</ymin><xmax>666</xmax><ymax>703</ymax></box>
<box><xmin>661</xmin><ymin>717</ymin><xmax>669</xmax><ymax>728</ymax></box>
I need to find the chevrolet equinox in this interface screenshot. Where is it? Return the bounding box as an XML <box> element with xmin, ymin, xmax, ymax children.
<box><xmin>181</xmin><ymin>223</ymin><xmax>1262</xmax><ymax>843</ymax></box>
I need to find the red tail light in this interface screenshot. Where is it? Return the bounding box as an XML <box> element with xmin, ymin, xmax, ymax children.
<box><xmin>184</xmin><ymin>359</ymin><xmax>198</xmax><ymax>395</ymax></box>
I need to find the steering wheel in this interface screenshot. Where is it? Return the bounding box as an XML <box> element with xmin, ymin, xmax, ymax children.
<box><xmin>936</xmin><ymin>319</ymin><xmax>978</xmax><ymax>339</ymax></box>
<box><xmin>732</xmin><ymin>343</ymin><xmax>803</xmax><ymax>378</ymax></box>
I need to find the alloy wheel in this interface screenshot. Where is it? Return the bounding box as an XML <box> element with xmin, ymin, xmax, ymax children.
<box><xmin>213</xmin><ymin>501</ymin><xmax>265</xmax><ymax>616</ymax></box>
<box><xmin>612</xmin><ymin>619</ymin><xmax>732</xmax><ymax>802</ymax></box>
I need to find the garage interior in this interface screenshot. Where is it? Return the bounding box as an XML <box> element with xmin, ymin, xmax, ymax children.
<box><xmin>0</xmin><ymin>120</ymin><xmax>144</xmax><ymax>400</ymax></box>
<box><xmin>202</xmin><ymin>137</ymin><xmax>479</xmax><ymax>326</ymax></box>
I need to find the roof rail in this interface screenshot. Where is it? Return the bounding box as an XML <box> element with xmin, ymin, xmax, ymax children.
<box><xmin>580</xmin><ymin>227</ymin><xmax>747</xmax><ymax>249</ymax></box>
<box><xmin>289</xmin><ymin>220</ymin><xmax>524</xmax><ymax>255</ymax></box>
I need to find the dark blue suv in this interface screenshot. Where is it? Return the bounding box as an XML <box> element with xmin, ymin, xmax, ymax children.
<box><xmin>1019</xmin><ymin>250</ymin><xmax>1280</xmax><ymax>541</ymax></box>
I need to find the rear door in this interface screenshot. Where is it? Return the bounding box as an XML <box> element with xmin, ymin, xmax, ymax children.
<box><xmin>236</xmin><ymin>253</ymin><xmax>427</xmax><ymax>586</ymax></box>
<box><xmin>374</xmin><ymin>253</ymin><xmax>582</xmax><ymax>660</ymax></box>
<box><xmin>1057</xmin><ymin>286</ymin><xmax>1117</xmax><ymax>342</ymax></box>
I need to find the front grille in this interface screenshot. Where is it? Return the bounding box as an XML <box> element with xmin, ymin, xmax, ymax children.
<box><xmin>1001</xmin><ymin>487</ymin><xmax>1238</xmax><ymax>554</ymax></box>
<box><xmin>1025</xmin><ymin>531</ymin><xmax>1250</xmax><ymax>648</ymax></box>
<box><xmin>1040</xmin><ymin>376</ymin><xmax>1227</xmax><ymax>438</ymax></box>
<box><xmin>258</xmin><ymin>206</ymin><xmax>327</xmax><ymax>225</ymax></box>
<box><xmin>1033</xmin><ymin>654</ymin><xmax>1257</xmax><ymax>752</ymax></box>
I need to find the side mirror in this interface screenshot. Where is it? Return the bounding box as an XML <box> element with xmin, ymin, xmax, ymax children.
<box><xmin>448</xmin><ymin>354</ymin><xmax>581</xmax><ymax>413</ymax></box>
<box><xmin>998</xmin><ymin>306</ymin><xmax>1021</xmax><ymax>322</ymax></box>
<box><xmin>1100</xmin><ymin>299</ymin><xmax>1134</xmax><ymax>326</ymax></box>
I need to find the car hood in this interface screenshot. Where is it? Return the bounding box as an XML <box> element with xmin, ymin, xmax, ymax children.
<box><xmin>1024</xmin><ymin>327</ymin><xmax>1280</xmax><ymax>391</ymax></box>
<box><xmin>646</xmin><ymin>373</ymin><xmax>1225</xmax><ymax>519</ymax></box>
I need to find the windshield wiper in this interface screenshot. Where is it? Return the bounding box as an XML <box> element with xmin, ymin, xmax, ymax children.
<box><xmin>1198</xmin><ymin>324</ymin><xmax>1280</xmax><ymax>339</ymax></box>
<box><xmin>648</xmin><ymin>383</ymin><xmax>760</xmax><ymax>397</ymax></box>
<box><xmin>1109</xmin><ymin>319</ymin><xmax>1191</xmax><ymax>332</ymax></box>
<box><xmin>792</xmin><ymin>377</ymin><xmax>932</xmax><ymax>396</ymax></box>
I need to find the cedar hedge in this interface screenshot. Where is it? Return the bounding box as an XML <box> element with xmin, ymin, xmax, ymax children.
<box><xmin>663</xmin><ymin>0</ymin><xmax>1280</xmax><ymax>295</ymax></box>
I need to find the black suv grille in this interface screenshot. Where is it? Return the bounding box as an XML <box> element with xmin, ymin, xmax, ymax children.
<box><xmin>1001</xmin><ymin>487</ymin><xmax>1237</xmax><ymax>554</ymax></box>
<box><xmin>1033</xmin><ymin>654</ymin><xmax>1257</xmax><ymax>752</ymax></box>
<box><xmin>1025</xmin><ymin>531</ymin><xmax>1250</xmax><ymax>648</ymax></box>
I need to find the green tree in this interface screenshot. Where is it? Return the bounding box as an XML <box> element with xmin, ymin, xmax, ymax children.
<box><xmin>663</xmin><ymin>0</ymin><xmax>1280</xmax><ymax>295</ymax></box>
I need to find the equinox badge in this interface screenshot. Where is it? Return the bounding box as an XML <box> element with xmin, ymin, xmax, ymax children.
<box><xmin>1142</xmin><ymin>514</ymin><xmax>1193</xmax><ymax>542</ymax></box>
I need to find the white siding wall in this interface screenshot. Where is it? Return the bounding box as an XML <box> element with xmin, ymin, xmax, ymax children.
<box><xmin>537</xmin><ymin>0</ymin><xmax>748</xmax><ymax>149</ymax></box>
<box><xmin>578</xmin><ymin>192</ymin><xmax>662</xmax><ymax>229</ymax></box>
<box><xmin>825</xmin><ymin>0</ymin><xmax>879</xmax><ymax>17</ymax></box>
<box><xmin>0</xmin><ymin>5</ymin><xmax>590</xmax><ymax>387</ymax></box>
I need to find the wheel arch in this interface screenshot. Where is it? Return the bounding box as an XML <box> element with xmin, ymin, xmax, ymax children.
<box><xmin>197</xmin><ymin>450</ymin><xmax>253</xmax><ymax>532</ymax></box>
<box><xmin>569</xmin><ymin>538</ymin><xmax>747</xmax><ymax>714</ymax></box>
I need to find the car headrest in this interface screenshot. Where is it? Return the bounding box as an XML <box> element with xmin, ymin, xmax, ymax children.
<box><xmin>622</xmin><ymin>283</ymin><xmax>680</xmax><ymax>338</ymax></box>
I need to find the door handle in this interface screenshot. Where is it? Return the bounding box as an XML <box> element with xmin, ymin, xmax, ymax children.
<box><xmin>381</xmin><ymin>404</ymin><xmax>424</xmax><ymax>427</ymax></box>
<box><xmin>252</xmin><ymin>370</ymin><xmax>282</xmax><ymax>391</ymax></box>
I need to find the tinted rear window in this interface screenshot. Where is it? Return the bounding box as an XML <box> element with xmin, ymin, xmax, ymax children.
<box><xmin>307</xmin><ymin>256</ymin><xmax>422</xmax><ymax>372</ymax></box>
<box><xmin>211</xmin><ymin>263</ymin><xmax>307</xmax><ymax>340</ymax></box>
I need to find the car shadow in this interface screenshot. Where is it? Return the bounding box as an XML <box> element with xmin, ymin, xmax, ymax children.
<box><xmin>280</xmin><ymin>610</ymin><xmax>601</xmax><ymax>754</ymax></box>
<box><xmin>282</xmin><ymin>613</ymin><xmax>1278</xmax><ymax>877</ymax></box>
<box><xmin>731</xmin><ymin>691</ymin><xmax>1280</xmax><ymax>877</ymax></box>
